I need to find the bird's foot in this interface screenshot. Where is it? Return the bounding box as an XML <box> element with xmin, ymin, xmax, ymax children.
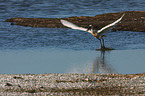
<box><xmin>96</xmin><ymin>46</ymin><xmax>115</xmax><ymax>51</ymax></box>
<box><xmin>101</xmin><ymin>46</ymin><xmax>115</xmax><ymax>50</ymax></box>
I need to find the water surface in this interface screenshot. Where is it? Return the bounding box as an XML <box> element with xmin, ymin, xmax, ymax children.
<box><xmin>0</xmin><ymin>0</ymin><xmax>145</xmax><ymax>74</ymax></box>
<box><xmin>0</xmin><ymin>48</ymin><xmax>145</xmax><ymax>74</ymax></box>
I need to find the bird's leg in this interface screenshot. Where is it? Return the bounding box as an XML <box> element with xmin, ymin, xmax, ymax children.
<box><xmin>101</xmin><ymin>38</ymin><xmax>105</xmax><ymax>48</ymax></box>
<box><xmin>97</xmin><ymin>38</ymin><xmax>103</xmax><ymax>48</ymax></box>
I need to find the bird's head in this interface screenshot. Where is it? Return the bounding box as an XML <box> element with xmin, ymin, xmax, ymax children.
<box><xmin>87</xmin><ymin>25</ymin><xmax>93</xmax><ymax>31</ymax></box>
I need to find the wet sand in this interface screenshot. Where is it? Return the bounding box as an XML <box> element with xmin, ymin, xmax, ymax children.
<box><xmin>5</xmin><ymin>11</ymin><xmax>145</xmax><ymax>32</ymax></box>
<box><xmin>0</xmin><ymin>73</ymin><xmax>145</xmax><ymax>95</ymax></box>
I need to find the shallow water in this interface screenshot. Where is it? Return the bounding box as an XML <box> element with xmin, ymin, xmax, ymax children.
<box><xmin>0</xmin><ymin>0</ymin><xmax>145</xmax><ymax>74</ymax></box>
<box><xmin>0</xmin><ymin>48</ymin><xmax>145</xmax><ymax>74</ymax></box>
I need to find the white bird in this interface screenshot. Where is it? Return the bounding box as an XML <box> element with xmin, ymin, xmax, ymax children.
<box><xmin>60</xmin><ymin>14</ymin><xmax>125</xmax><ymax>49</ymax></box>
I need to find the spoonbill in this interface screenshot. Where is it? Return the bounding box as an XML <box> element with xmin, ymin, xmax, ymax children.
<box><xmin>60</xmin><ymin>14</ymin><xmax>125</xmax><ymax>49</ymax></box>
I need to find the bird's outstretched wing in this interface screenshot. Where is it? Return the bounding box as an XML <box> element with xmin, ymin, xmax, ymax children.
<box><xmin>97</xmin><ymin>14</ymin><xmax>125</xmax><ymax>34</ymax></box>
<box><xmin>60</xmin><ymin>19</ymin><xmax>92</xmax><ymax>33</ymax></box>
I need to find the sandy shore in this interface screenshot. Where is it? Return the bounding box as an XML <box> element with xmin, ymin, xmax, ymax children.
<box><xmin>0</xmin><ymin>73</ymin><xmax>145</xmax><ymax>95</ymax></box>
<box><xmin>5</xmin><ymin>11</ymin><xmax>145</xmax><ymax>32</ymax></box>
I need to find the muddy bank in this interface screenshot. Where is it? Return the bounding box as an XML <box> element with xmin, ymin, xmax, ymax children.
<box><xmin>5</xmin><ymin>11</ymin><xmax>145</xmax><ymax>32</ymax></box>
<box><xmin>0</xmin><ymin>73</ymin><xmax>145</xmax><ymax>95</ymax></box>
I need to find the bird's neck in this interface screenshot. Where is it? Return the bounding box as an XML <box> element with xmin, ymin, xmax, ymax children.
<box><xmin>91</xmin><ymin>29</ymin><xmax>98</xmax><ymax>37</ymax></box>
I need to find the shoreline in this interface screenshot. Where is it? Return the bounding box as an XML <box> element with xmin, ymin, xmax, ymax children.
<box><xmin>0</xmin><ymin>73</ymin><xmax>145</xmax><ymax>95</ymax></box>
<box><xmin>5</xmin><ymin>11</ymin><xmax>145</xmax><ymax>32</ymax></box>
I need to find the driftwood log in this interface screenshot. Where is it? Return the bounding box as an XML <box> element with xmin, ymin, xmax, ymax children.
<box><xmin>5</xmin><ymin>11</ymin><xmax>145</xmax><ymax>32</ymax></box>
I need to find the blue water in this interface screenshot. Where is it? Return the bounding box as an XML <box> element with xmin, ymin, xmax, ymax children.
<box><xmin>0</xmin><ymin>0</ymin><xmax>145</xmax><ymax>74</ymax></box>
<box><xmin>1</xmin><ymin>0</ymin><xmax>145</xmax><ymax>19</ymax></box>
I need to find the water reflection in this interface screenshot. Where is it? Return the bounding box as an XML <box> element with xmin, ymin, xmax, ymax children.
<box><xmin>67</xmin><ymin>49</ymin><xmax>145</xmax><ymax>74</ymax></box>
<box><xmin>0</xmin><ymin>48</ymin><xmax>145</xmax><ymax>74</ymax></box>
<box><xmin>92</xmin><ymin>51</ymin><xmax>115</xmax><ymax>74</ymax></box>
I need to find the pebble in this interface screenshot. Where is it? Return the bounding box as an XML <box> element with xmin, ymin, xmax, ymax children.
<box><xmin>0</xmin><ymin>73</ymin><xmax>145</xmax><ymax>95</ymax></box>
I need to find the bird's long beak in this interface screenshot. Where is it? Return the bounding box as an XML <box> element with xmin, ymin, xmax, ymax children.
<box><xmin>86</xmin><ymin>25</ymin><xmax>92</xmax><ymax>32</ymax></box>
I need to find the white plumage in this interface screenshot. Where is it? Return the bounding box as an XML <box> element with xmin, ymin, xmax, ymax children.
<box><xmin>61</xmin><ymin>14</ymin><xmax>124</xmax><ymax>34</ymax></box>
<box><xmin>60</xmin><ymin>19</ymin><xmax>92</xmax><ymax>33</ymax></box>
<box><xmin>97</xmin><ymin>14</ymin><xmax>125</xmax><ymax>33</ymax></box>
